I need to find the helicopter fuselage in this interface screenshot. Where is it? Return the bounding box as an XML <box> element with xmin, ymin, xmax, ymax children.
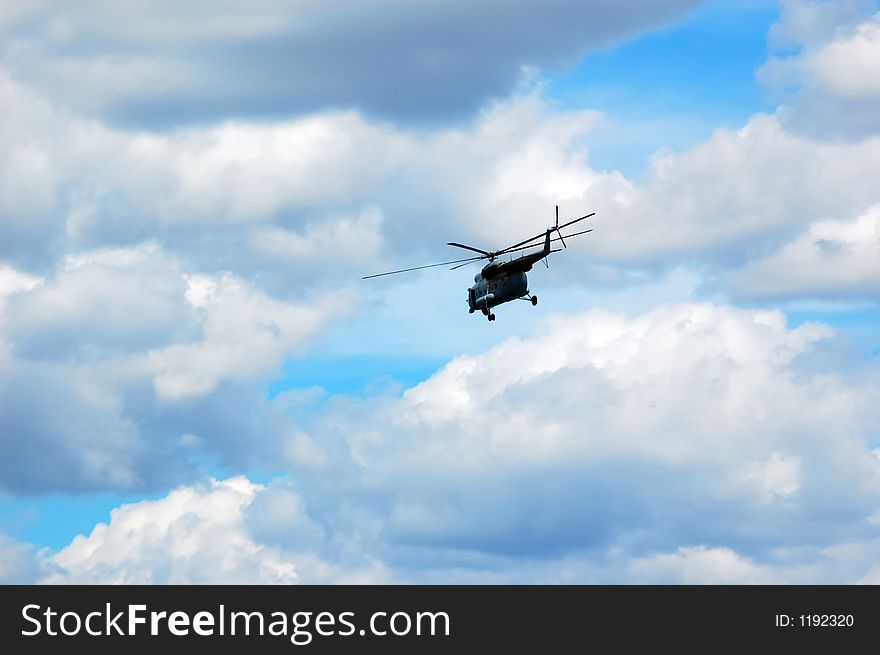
<box><xmin>465</xmin><ymin>230</ymin><xmax>553</xmax><ymax>319</ymax></box>
<box><xmin>468</xmin><ymin>270</ymin><xmax>528</xmax><ymax>313</ymax></box>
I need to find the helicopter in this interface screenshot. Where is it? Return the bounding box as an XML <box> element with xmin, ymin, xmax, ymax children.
<box><xmin>363</xmin><ymin>206</ymin><xmax>595</xmax><ymax>321</ymax></box>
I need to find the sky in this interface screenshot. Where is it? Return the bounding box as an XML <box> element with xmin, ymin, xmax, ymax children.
<box><xmin>0</xmin><ymin>0</ymin><xmax>879</xmax><ymax>583</ymax></box>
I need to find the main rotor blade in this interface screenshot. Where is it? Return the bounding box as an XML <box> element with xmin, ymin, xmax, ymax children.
<box><xmin>497</xmin><ymin>228</ymin><xmax>593</xmax><ymax>257</ymax></box>
<box><xmin>447</xmin><ymin>242</ymin><xmax>491</xmax><ymax>256</ymax></box>
<box><xmin>362</xmin><ymin>255</ymin><xmax>484</xmax><ymax>279</ymax></box>
<box><xmin>452</xmin><ymin>231</ymin><xmax>585</xmax><ymax>270</ymax></box>
<box><xmin>557</xmin><ymin>212</ymin><xmax>595</xmax><ymax>231</ymax></box>
<box><xmin>497</xmin><ymin>231</ymin><xmax>549</xmax><ymax>254</ymax></box>
<box><xmin>495</xmin><ymin>212</ymin><xmax>596</xmax><ymax>255</ymax></box>
<box><xmin>560</xmin><ymin>227</ymin><xmax>593</xmax><ymax>240</ymax></box>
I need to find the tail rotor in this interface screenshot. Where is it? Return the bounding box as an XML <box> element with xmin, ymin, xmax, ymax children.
<box><xmin>554</xmin><ymin>205</ymin><xmax>568</xmax><ymax>249</ymax></box>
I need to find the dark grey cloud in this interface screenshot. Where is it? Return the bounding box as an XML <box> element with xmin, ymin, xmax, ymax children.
<box><xmin>2</xmin><ymin>0</ymin><xmax>700</xmax><ymax>127</ymax></box>
<box><xmin>0</xmin><ymin>358</ymin><xmax>146</xmax><ymax>494</ymax></box>
<box><xmin>0</xmin><ymin>359</ymin><xmax>315</xmax><ymax>494</ymax></box>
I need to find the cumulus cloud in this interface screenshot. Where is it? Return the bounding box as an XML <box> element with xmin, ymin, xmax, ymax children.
<box><xmin>760</xmin><ymin>3</ymin><xmax>880</xmax><ymax>136</ymax></box>
<box><xmin>768</xmin><ymin>0</ymin><xmax>875</xmax><ymax>49</ymax></box>
<box><xmin>241</xmin><ymin>304</ymin><xmax>880</xmax><ymax>581</ymax></box>
<box><xmin>0</xmin><ymin>73</ymin><xmax>399</xmax><ymax>269</ymax></box>
<box><xmin>4</xmin><ymin>39</ymin><xmax>880</xmax><ymax>504</ymax></box>
<box><xmin>806</xmin><ymin>16</ymin><xmax>880</xmax><ymax>97</ymax></box>
<box><xmin>4</xmin><ymin>63</ymin><xmax>880</xmax><ymax>304</ymax></box>
<box><xmin>31</xmin><ymin>303</ymin><xmax>880</xmax><ymax>583</ymax></box>
<box><xmin>146</xmin><ymin>272</ymin><xmax>354</xmax><ymax>400</ymax></box>
<box><xmin>244</xmin><ymin>486</ymin><xmax>327</xmax><ymax>550</ymax></box>
<box><xmin>0</xmin><ymin>535</ymin><xmax>52</xmax><ymax>583</ymax></box>
<box><xmin>629</xmin><ymin>545</ymin><xmax>787</xmax><ymax>583</ymax></box>
<box><xmin>251</xmin><ymin>207</ymin><xmax>385</xmax><ymax>280</ymax></box>
<box><xmin>3</xmin><ymin>243</ymin><xmax>352</xmax><ymax>385</ymax></box>
<box><xmin>43</xmin><ymin>477</ymin><xmax>387</xmax><ymax>584</ymax></box>
<box><xmin>360</xmin><ymin>302</ymin><xmax>874</xmax><ymax>494</ymax></box>
<box><xmin>0</xmin><ymin>0</ymin><xmax>700</xmax><ymax>126</ymax></box>
<box><xmin>6</xmin><ymin>243</ymin><xmax>191</xmax><ymax>358</ymax></box>
<box><xmin>0</xmin><ymin>264</ymin><xmax>41</xmax><ymax>313</ymax></box>
<box><xmin>349</xmin><ymin>304</ymin><xmax>876</xmax><ymax>574</ymax></box>
<box><xmin>0</xmin><ymin>72</ymin><xmax>601</xmax><ymax>273</ymax></box>
<box><xmin>4</xmin><ymin>5</ymin><xmax>879</xmax><ymax>274</ymax></box>
<box><xmin>0</xmin><ymin>245</ymin><xmax>355</xmax><ymax>493</ymax></box>
<box><xmin>586</xmin><ymin>114</ymin><xmax>880</xmax><ymax>261</ymax></box>
<box><xmin>726</xmin><ymin>204</ymin><xmax>880</xmax><ymax>300</ymax></box>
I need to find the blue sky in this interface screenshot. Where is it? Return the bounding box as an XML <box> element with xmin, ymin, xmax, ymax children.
<box><xmin>1</xmin><ymin>0</ymin><xmax>879</xmax><ymax>583</ymax></box>
<box><xmin>549</xmin><ymin>0</ymin><xmax>779</xmax><ymax>175</ymax></box>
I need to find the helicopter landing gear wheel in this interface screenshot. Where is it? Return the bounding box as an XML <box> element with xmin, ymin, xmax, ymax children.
<box><xmin>531</xmin><ymin>295</ymin><xmax>538</xmax><ymax>306</ymax></box>
<box><xmin>488</xmin><ymin>313</ymin><xmax>496</xmax><ymax>321</ymax></box>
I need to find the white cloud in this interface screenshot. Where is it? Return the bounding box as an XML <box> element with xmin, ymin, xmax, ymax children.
<box><xmin>147</xmin><ymin>273</ymin><xmax>355</xmax><ymax>400</ymax></box>
<box><xmin>3</xmin><ymin>241</ymin><xmax>354</xmax><ymax>395</ymax></box>
<box><xmin>160</xmin><ymin>116</ymin><xmax>404</xmax><ymax>223</ymax></box>
<box><xmin>764</xmin><ymin>9</ymin><xmax>880</xmax><ymax>99</ymax></box>
<box><xmin>0</xmin><ymin>535</ymin><xmax>51</xmax><ymax>583</ymax></box>
<box><xmin>43</xmin><ymin>477</ymin><xmax>388</xmax><ymax>584</ymax></box>
<box><xmin>739</xmin><ymin>452</ymin><xmax>802</xmax><ymax>504</ymax></box>
<box><xmin>283</xmin><ymin>303</ymin><xmax>879</xmax><ymax>579</ymax></box>
<box><xmin>366</xmin><ymin>305</ymin><xmax>857</xmax><ymax>520</ymax></box>
<box><xmin>0</xmin><ymin>71</ymin><xmax>399</xmax><ymax>267</ymax></box>
<box><xmin>252</xmin><ymin>207</ymin><xmax>384</xmax><ymax>267</ymax></box>
<box><xmin>809</xmin><ymin>16</ymin><xmax>880</xmax><ymax>97</ymax></box>
<box><xmin>768</xmin><ymin>0</ymin><xmax>874</xmax><ymax>50</ymax></box>
<box><xmin>629</xmin><ymin>545</ymin><xmax>787</xmax><ymax>583</ymax></box>
<box><xmin>6</xmin><ymin>243</ymin><xmax>192</xmax><ymax>358</ymax></box>
<box><xmin>3</xmin><ymin>64</ymin><xmax>880</xmax><ymax>305</ymax></box>
<box><xmin>243</xmin><ymin>487</ymin><xmax>327</xmax><ymax>549</ymax></box>
<box><xmin>760</xmin><ymin>6</ymin><xmax>880</xmax><ymax>136</ymax></box>
<box><xmin>30</xmin><ymin>302</ymin><xmax>880</xmax><ymax>583</ymax></box>
<box><xmin>0</xmin><ymin>264</ymin><xmax>41</xmax><ymax>310</ymax></box>
<box><xmin>0</xmin><ymin>243</ymin><xmax>355</xmax><ymax>492</ymax></box>
<box><xmin>0</xmin><ymin>73</ymin><xmax>603</xmax><ymax>268</ymax></box>
<box><xmin>726</xmin><ymin>204</ymin><xmax>880</xmax><ymax>299</ymax></box>
<box><xmin>588</xmin><ymin>114</ymin><xmax>880</xmax><ymax>261</ymax></box>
